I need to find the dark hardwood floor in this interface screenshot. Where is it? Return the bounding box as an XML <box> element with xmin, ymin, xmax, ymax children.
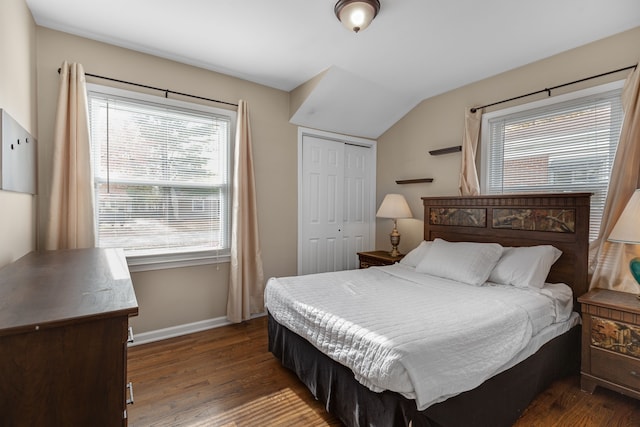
<box><xmin>127</xmin><ymin>316</ymin><xmax>640</xmax><ymax>426</ymax></box>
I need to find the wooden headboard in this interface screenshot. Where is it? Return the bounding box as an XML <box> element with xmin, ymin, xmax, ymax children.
<box><xmin>422</xmin><ymin>193</ymin><xmax>591</xmax><ymax>299</ymax></box>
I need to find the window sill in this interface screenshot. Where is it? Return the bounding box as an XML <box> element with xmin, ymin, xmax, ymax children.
<box><xmin>125</xmin><ymin>251</ymin><xmax>230</xmax><ymax>273</ymax></box>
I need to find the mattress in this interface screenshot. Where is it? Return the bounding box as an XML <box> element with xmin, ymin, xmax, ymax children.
<box><xmin>264</xmin><ymin>264</ymin><xmax>576</xmax><ymax>410</ymax></box>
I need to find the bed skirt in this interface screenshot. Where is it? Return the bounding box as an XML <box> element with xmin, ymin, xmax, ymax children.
<box><xmin>268</xmin><ymin>313</ymin><xmax>580</xmax><ymax>427</ymax></box>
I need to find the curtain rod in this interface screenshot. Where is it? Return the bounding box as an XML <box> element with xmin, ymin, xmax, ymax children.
<box><xmin>57</xmin><ymin>68</ymin><xmax>238</xmax><ymax>108</ymax></box>
<box><xmin>470</xmin><ymin>64</ymin><xmax>637</xmax><ymax>113</ymax></box>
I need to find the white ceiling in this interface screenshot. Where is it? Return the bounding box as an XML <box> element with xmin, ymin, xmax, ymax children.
<box><xmin>26</xmin><ymin>0</ymin><xmax>640</xmax><ymax>139</ymax></box>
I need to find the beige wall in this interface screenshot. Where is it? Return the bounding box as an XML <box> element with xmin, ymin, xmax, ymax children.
<box><xmin>0</xmin><ymin>0</ymin><xmax>37</xmax><ymax>268</ymax></box>
<box><xmin>376</xmin><ymin>26</ymin><xmax>640</xmax><ymax>254</ymax></box>
<box><xmin>35</xmin><ymin>28</ymin><xmax>298</xmax><ymax>333</ymax></box>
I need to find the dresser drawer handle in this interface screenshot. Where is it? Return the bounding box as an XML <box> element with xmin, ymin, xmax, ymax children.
<box><xmin>127</xmin><ymin>326</ymin><xmax>134</xmax><ymax>343</ymax></box>
<box><xmin>631</xmin><ymin>371</ymin><xmax>639</xmax><ymax>377</ymax></box>
<box><xmin>126</xmin><ymin>382</ymin><xmax>134</xmax><ymax>405</ymax></box>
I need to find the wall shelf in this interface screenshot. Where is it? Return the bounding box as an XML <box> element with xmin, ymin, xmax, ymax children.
<box><xmin>429</xmin><ymin>145</ymin><xmax>461</xmax><ymax>156</ymax></box>
<box><xmin>395</xmin><ymin>178</ymin><xmax>434</xmax><ymax>184</ymax></box>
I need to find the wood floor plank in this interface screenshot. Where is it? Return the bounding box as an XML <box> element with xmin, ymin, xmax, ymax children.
<box><xmin>128</xmin><ymin>316</ymin><xmax>640</xmax><ymax>426</ymax></box>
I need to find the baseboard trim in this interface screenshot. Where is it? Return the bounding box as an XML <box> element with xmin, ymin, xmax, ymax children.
<box><xmin>129</xmin><ymin>312</ymin><xmax>266</xmax><ymax>347</ymax></box>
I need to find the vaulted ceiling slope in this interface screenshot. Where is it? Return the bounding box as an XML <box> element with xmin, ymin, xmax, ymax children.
<box><xmin>26</xmin><ymin>0</ymin><xmax>640</xmax><ymax>139</ymax></box>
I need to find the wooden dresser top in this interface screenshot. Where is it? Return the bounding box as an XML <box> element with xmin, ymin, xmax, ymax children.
<box><xmin>0</xmin><ymin>248</ymin><xmax>138</xmax><ymax>336</ymax></box>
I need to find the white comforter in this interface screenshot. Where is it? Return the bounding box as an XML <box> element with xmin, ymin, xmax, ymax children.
<box><xmin>265</xmin><ymin>264</ymin><xmax>572</xmax><ymax>410</ymax></box>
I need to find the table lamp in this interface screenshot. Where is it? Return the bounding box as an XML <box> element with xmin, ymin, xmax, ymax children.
<box><xmin>376</xmin><ymin>194</ymin><xmax>413</xmax><ymax>257</ymax></box>
<box><xmin>607</xmin><ymin>189</ymin><xmax>640</xmax><ymax>295</ymax></box>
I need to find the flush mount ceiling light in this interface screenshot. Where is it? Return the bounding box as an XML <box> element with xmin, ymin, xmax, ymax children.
<box><xmin>334</xmin><ymin>0</ymin><xmax>381</xmax><ymax>33</ymax></box>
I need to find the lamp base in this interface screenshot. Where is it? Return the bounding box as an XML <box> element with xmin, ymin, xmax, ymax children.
<box><xmin>631</xmin><ymin>257</ymin><xmax>640</xmax><ymax>282</ymax></box>
<box><xmin>631</xmin><ymin>257</ymin><xmax>640</xmax><ymax>300</ymax></box>
<box><xmin>389</xmin><ymin>223</ymin><xmax>401</xmax><ymax>257</ymax></box>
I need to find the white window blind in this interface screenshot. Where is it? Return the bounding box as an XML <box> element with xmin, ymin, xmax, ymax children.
<box><xmin>87</xmin><ymin>86</ymin><xmax>233</xmax><ymax>260</ymax></box>
<box><xmin>482</xmin><ymin>83</ymin><xmax>624</xmax><ymax>240</ymax></box>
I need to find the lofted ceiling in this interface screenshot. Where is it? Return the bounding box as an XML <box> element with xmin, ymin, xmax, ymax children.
<box><xmin>26</xmin><ymin>0</ymin><xmax>640</xmax><ymax>139</ymax></box>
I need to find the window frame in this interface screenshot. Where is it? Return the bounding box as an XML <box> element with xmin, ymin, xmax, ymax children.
<box><xmin>480</xmin><ymin>80</ymin><xmax>625</xmax><ymax>241</ymax></box>
<box><xmin>86</xmin><ymin>83</ymin><xmax>236</xmax><ymax>272</ymax></box>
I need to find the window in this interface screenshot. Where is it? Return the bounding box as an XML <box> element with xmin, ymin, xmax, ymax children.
<box><xmin>87</xmin><ymin>85</ymin><xmax>235</xmax><ymax>269</ymax></box>
<box><xmin>481</xmin><ymin>81</ymin><xmax>624</xmax><ymax>241</ymax></box>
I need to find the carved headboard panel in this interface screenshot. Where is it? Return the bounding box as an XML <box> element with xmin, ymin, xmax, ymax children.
<box><xmin>422</xmin><ymin>193</ymin><xmax>591</xmax><ymax>299</ymax></box>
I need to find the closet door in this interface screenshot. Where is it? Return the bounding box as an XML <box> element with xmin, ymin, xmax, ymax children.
<box><xmin>300</xmin><ymin>136</ymin><xmax>345</xmax><ymax>275</ymax></box>
<box><xmin>342</xmin><ymin>144</ymin><xmax>371</xmax><ymax>270</ymax></box>
<box><xmin>299</xmin><ymin>130</ymin><xmax>375</xmax><ymax>275</ymax></box>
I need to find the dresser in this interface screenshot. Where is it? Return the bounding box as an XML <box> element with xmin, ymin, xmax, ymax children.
<box><xmin>579</xmin><ymin>288</ymin><xmax>640</xmax><ymax>400</ymax></box>
<box><xmin>0</xmin><ymin>248</ymin><xmax>139</xmax><ymax>426</ymax></box>
<box><xmin>357</xmin><ymin>250</ymin><xmax>404</xmax><ymax>268</ymax></box>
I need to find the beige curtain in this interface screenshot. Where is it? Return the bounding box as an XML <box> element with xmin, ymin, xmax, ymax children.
<box><xmin>589</xmin><ymin>63</ymin><xmax>640</xmax><ymax>292</ymax></box>
<box><xmin>459</xmin><ymin>108</ymin><xmax>482</xmax><ymax>196</ymax></box>
<box><xmin>44</xmin><ymin>61</ymin><xmax>96</xmax><ymax>250</ymax></box>
<box><xmin>227</xmin><ymin>100</ymin><xmax>265</xmax><ymax>323</ymax></box>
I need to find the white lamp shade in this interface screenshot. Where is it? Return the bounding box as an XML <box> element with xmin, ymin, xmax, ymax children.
<box><xmin>376</xmin><ymin>194</ymin><xmax>413</xmax><ymax>219</ymax></box>
<box><xmin>336</xmin><ymin>1</ymin><xmax>378</xmax><ymax>33</ymax></box>
<box><xmin>608</xmin><ymin>189</ymin><xmax>640</xmax><ymax>244</ymax></box>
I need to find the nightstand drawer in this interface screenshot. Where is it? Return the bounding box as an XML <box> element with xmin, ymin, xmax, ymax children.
<box><xmin>591</xmin><ymin>347</ymin><xmax>640</xmax><ymax>391</ymax></box>
<box><xmin>359</xmin><ymin>258</ymin><xmax>381</xmax><ymax>269</ymax></box>
<box><xmin>359</xmin><ymin>257</ymin><xmax>389</xmax><ymax>269</ymax></box>
<box><xmin>591</xmin><ymin>316</ymin><xmax>640</xmax><ymax>358</ymax></box>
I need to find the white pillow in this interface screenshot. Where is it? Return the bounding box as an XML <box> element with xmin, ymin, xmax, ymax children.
<box><xmin>399</xmin><ymin>240</ymin><xmax>432</xmax><ymax>267</ymax></box>
<box><xmin>488</xmin><ymin>245</ymin><xmax>562</xmax><ymax>289</ymax></box>
<box><xmin>415</xmin><ymin>238</ymin><xmax>503</xmax><ymax>286</ymax></box>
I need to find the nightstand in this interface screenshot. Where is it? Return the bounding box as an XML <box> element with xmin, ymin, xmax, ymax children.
<box><xmin>578</xmin><ymin>288</ymin><xmax>640</xmax><ymax>400</ymax></box>
<box><xmin>357</xmin><ymin>250</ymin><xmax>404</xmax><ymax>269</ymax></box>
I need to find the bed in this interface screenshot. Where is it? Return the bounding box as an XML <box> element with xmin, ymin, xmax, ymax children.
<box><xmin>266</xmin><ymin>193</ymin><xmax>591</xmax><ymax>427</ymax></box>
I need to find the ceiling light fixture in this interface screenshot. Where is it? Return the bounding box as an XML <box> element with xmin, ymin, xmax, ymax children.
<box><xmin>334</xmin><ymin>0</ymin><xmax>380</xmax><ymax>33</ymax></box>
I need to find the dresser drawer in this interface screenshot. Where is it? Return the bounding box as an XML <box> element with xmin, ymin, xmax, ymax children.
<box><xmin>591</xmin><ymin>347</ymin><xmax>640</xmax><ymax>391</ymax></box>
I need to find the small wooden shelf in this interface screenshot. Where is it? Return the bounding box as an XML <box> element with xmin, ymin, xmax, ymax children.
<box><xmin>429</xmin><ymin>146</ymin><xmax>462</xmax><ymax>155</ymax></box>
<box><xmin>395</xmin><ymin>178</ymin><xmax>434</xmax><ymax>184</ymax></box>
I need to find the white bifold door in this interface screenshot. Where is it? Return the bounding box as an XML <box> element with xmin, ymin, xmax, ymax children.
<box><xmin>298</xmin><ymin>130</ymin><xmax>376</xmax><ymax>275</ymax></box>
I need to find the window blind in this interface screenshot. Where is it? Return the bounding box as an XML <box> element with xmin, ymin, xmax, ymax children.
<box><xmin>484</xmin><ymin>87</ymin><xmax>624</xmax><ymax>240</ymax></box>
<box><xmin>88</xmin><ymin>91</ymin><xmax>232</xmax><ymax>257</ymax></box>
